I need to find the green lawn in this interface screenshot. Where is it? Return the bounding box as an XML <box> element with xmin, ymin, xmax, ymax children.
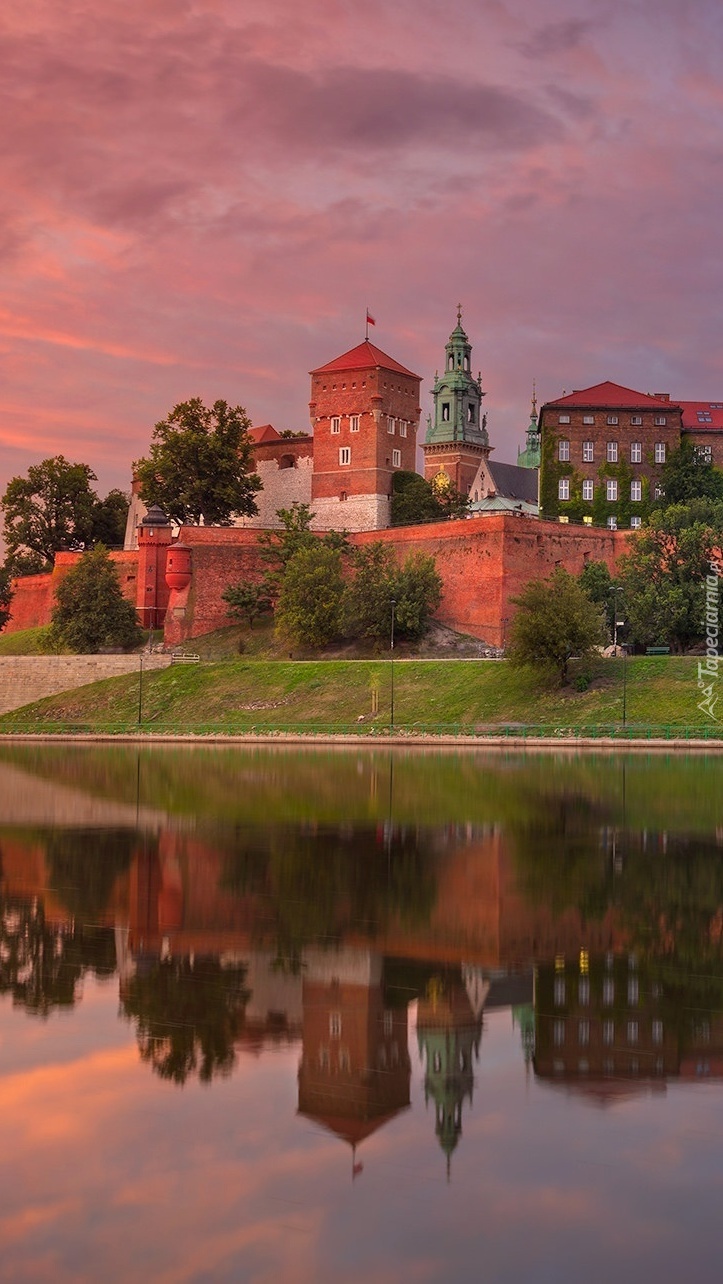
<box><xmin>0</xmin><ymin>655</ymin><xmax>716</xmax><ymax>736</ymax></box>
<box><xmin>0</xmin><ymin>626</ymin><xmax>54</xmax><ymax>655</ymax></box>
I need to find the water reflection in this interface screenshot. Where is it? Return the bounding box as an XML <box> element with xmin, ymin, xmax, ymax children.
<box><xmin>1</xmin><ymin>746</ymin><xmax>723</xmax><ymax>1278</ymax></box>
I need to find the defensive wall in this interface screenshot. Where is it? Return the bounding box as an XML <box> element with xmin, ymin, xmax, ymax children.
<box><xmin>3</xmin><ymin>516</ymin><xmax>629</xmax><ymax>650</ymax></box>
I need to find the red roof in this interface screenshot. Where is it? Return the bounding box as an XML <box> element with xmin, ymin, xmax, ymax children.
<box><xmin>679</xmin><ymin>400</ymin><xmax>723</xmax><ymax>433</ymax></box>
<box><xmin>247</xmin><ymin>423</ymin><xmax>281</xmax><ymax>443</ymax></box>
<box><xmin>310</xmin><ymin>340</ymin><xmax>419</xmax><ymax>379</ymax></box>
<box><xmin>545</xmin><ymin>381</ymin><xmax>679</xmax><ymax>410</ymax></box>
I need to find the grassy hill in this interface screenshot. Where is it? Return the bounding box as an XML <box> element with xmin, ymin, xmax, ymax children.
<box><xmin>0</xmin><ymin>654</ymin><xmax>716</xmax><ymax>737</ymax></box>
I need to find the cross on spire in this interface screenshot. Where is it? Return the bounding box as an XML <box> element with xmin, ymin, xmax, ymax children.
<box><xmin>456</xmin><ymin>302</ymin><xmax>463</xmax><ymax>325</ymax></box>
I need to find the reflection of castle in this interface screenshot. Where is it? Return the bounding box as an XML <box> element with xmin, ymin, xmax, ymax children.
<box><xmin>533</xmin><ymin>952</ymin><xmax>723</xmax><ymax>1102</ymax></box>
<box><xmin>298</xmin><ymin>948</ymin><xmax>411</xmax><ymax>1168</ymax></box>
<box><xmin>416</xmin><ymin>968</ymin><xmax>487</xmax><ymax>1175</ymax></box>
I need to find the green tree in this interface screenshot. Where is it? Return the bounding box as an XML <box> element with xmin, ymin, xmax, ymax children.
<box><xmin>579</xmin><ymin>560</ymin><xmax>614</xmax><ymax>637</ymax></box>
<box><xmin>90</xmin><ymin>488</ymin><xmax>129</xmax><ymax>547</ymax></box>
<box><xmin>133</xmin><ymin>398</ymin><xmax>261</xmax><ymax>525</ymax></box>
<box><xmin>275</xmin><ymin>543</ymin><xmax>346</xmax><ymax>649</ymax></box>
<box><xmin>50</xmin><ymin>544</ymin><xmax>143</xmax><ymax>653</ymax></box>
<box><xmin>508</xmin><ymin>567</ymin><xmax>607</xmax><ymax>684</ymax></box>
<box><xmin>658</xmin><ymin>440</ymin><xmax>723</xmax><ymax>508</ymax></box>
<box><xmin>0</xmin><ymin>564</ymin><xmax>12</xmax><ymax>631</ymax></box>
<box><xmin>222</xmin><ymin>581</ymin><xmax>273</xmax><ymax>628</ymax></box>
<box><xmin>343</xmin><ymin>543</ymin><xmax>442</xmax><ymax>644</ymax></box>
<box><xmin>391</xmin><ymin>470</ymin><xmax>469</xmax><ymax>526</ymax></box>
<box><xmin>1</xmin><ymin>456</ymin><xmax>98</xmax><ymax>568</ymax></box>
<box><xmin>392</xmin><ymin>551</ymin><xmax>443</xmax><ymax>638</ymax></box>
<box><xmin>616</xmin><ymin>499</ymin><xmax>723</xmax><ymax>651</ymax></box>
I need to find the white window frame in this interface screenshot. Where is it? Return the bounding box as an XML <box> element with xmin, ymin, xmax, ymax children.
<box><xmin>654</xmin><ymin>442</ymin><xmax>666</xmax><ymax>464</ymax></box>
<box><xmin>631</xmin><ymin>415</ymin><xmax>643</xmax><ymax>426</ymax></box>
<box><xmin>558</xmin><ymin>414</ymin><xmax>571</xmax><ymax>424</ymax></box>
<box><xmin>329</xmin><ymin>1012</ymin><xmax>342</xmax><ymax>1038</ymax></box>
<box><xmin>607</xmin><ymin>441</ymin><xmax>618</xmax><ymax>463</ymax></box>
<box><xmin>696</xmin><ymin>444</ymin><xmax>712</xmax><ymax>464</ymax></box>
<box><xmin>630</xmin><ymin>480</ymin><xmax>642</xmax><ymax>501</ymax></box>
<box><xmin>606</xmin><ymin>479</ymin><xmax>618</xmax><ymax>501</ymax></box>
<box><xmin>630</xmin><ymin>515</ymin><xmax>642</xmax><ymax>529</ymax></box>
<box><xmin>582</xmin><ymin>441</ymin><xmax>594</xmax><ymax>462</ymax></box>
<box><xmin>654</xmin><ymin>415</ymin><xmax>667</xmax><ymax>426</ymax></box>
<box><xmin>607</xmin><ymin>515</ymin><xmax>618</xmax><ymax>530</ymax></box>
<box><xmin>607</xmin><ymin>415</ymin><xmax>619</xmax><ymax>426</ymax></box>
<box><xmin>388</xmin><ymin>417</ymin><xmax>396</xmax><ymax>434</ymax></box>
<box><xmin>398</xmin><ymin>420</ymin><xmax>407</xmax><ymax>437</ymax></box>
<box><xmin>630</xmin><ymin>441</ymin><xmax>642</xmax><ymax>463</ymax></box>
<box><xmin>339</xmin><ymin>447</ymin><xmax>350</xmax><ymax>465</ymax></box>
<box><xmin>392</xmin><ymin>448</ymin><xmax>401</xmax><ymax>467</ymax></box>
<box><xmin>349</xmin><ymin>414</ymin><xmax>360</xmax><ymax>433</ymax></box>
<box><xmin>582</xmin><ymin>415</ymin><xmax>595</xmax><ymax>426</ymax></box>
<box><xmin>330</xmin><ymin>416</ymin><xmax>341</xmax><ymax>434</ymax></box>
<box><xmin>582</xmin><ymin>479</ymin><xmax>594</xmax><ymax>501</ymax></box>
<box><xmin>558</xmin><ymin>479</ymin><xmax>570</xmax><ymax>501</ymax></box>
<box><xmin>558</xmin><ymin>439</ymin><xmax>570</xmax><ymax>461</ymax></box>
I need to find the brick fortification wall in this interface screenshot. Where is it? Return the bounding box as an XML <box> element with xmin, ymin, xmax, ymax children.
<box><xmin>164</xmin><ymin>515</ymin><xmax>630</xmax><ymax>648</ymax></box>
<box><xmin>4</xmin><ymin>517</ymin><xmax>631</xmax><ymax>650</ymax></box>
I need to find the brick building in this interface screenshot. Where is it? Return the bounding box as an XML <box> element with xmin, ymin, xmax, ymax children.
<box><xmin>309</xmin><ymin>338</ymin><xmax>422</xmax><ymax>531</ymax></box>
<box><xmin>539</xmin><ymin>382</ymin><xmax>682</xmax><ymax>529</ymax></box>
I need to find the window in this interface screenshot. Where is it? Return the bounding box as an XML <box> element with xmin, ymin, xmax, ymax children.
<box><xmin>607</xmin><ymin>415</ymin><xmax>619</xmax><ymax>426</ymax></box>
<box><xmin>631</xmin><ymin>415</ymin><xmax>643</xmax><ymax>426</ymax></box>
<box><xmin>627</xmin><ymin>1021</ymin><xmax>639</xmax><ymax>1045</ymax></box>
<box><xmin>383</xmin><ymin>1011</ymin><xmax>394</xmax><ymax>1037</ymax></box>
<box><xmin>654</xmin><ymin>442</ymin><xmax>666</xmax><ymax>464</ymax></box>
<box><xmin>630</xmin><ymin>515</ymin><xmax>642</xmax><ymax>529</ymax></box>
<box><xmin>578</xmin><ymin>978</ymin><xmax>590</xmax><ymax>1006</ymax></box>
<box><xmin>630</xmin><ymin>441</ymin><xmax>642</xmax><ymax>463</ymax></box>
<box><xmin>654</xmin><ymin>483</ymin><xmax>664</xmax><ymax>499</ymax></box>
<box><xmin>329</xmin><ymin>1012</ymin><xmax>341</xmax><ymax>1038</ymax></box>
<box><xmin>388</xmin><ymin>417</ymin><xmax>395</xmax><ymax>434</ymax></box>
<box><xmin>603</xmin><ymin>978</ymin><xmax>614</xmax><ymax>1006</ymax></box>
<box><xmin>338</xmin><ymin>1048</ymin><xmax>350</xmax><ymax>1071</ymax></box>
<box><xmin>339</xmin><ymin>447</ymin><xmax>350</xmax><ymax>465</ymax></box>
<box><xmin>340</xmin><ymin>490</ymin><xmax>347</xmax><ymax>502</ymax></box>
<box><xmin>603</xmin><ymin>1020</ymin><xmax>614</xmax><ymax>1046</ymax></box>
<box><xmin>578</xmin><ymin>1020</ymin><xmax>590</xmax><ymax>1046</ymax></box>
<box><xmin>654</xmin><ymin>415</ymin><xmax>667</xmax><ymax>426</ymax></box>
<box><xmin>582</xmin><ymin>480</ymin><xmax>594</xmax><ymax>501</ymax></box>
<box><xmin>607</xmin><ymin>441</ymin><xmax>618</xmax><ymax>462</ymax></box>
<box><xmin>558</xmin><ymin>479</ymin><xmax>570</xmax><ymax>501</ymax></box>
<box><xmin>695</xmin><ymin>444</ymin><xmax>712</xmax><ymax>463</ymax></box>
<box><xmin>468</xmin><ymin>404</ymin><xmax>476</xmax><ymax>424</ymax></box>
<box><xmin>697</xmin><ymin>411</ymin><xmax>713</xmax><ymax>423</ymax></box>
<box><xmin>582</xmin><ymin>415</ymin><xmax>595</xmax><ymax>425</ymax></box>
<box><xmin>331</xmin><ymin>416</ymin><xmax>341</xmax><ymax>434</ymax></box>
<box><xmin>607</xmin><ymin>516</ymin><xmax>618</xmax><ymax>530</ymax></box>
<box><xmin>628</xmin><ymin>976</ymin><xmax>639</xmax><ymax>1005</ymax></box>
<box><xmin>399</xmin><ymin>420</ymin><xmax>407</xmax><ymax>437</ymax></box>
<box><xmin>554</xmin><ymin>977</ymin><xmax>566</xmax><ymax>1006</ymax></box>
<box><xmin>631</xmin><ymin>480</ymin><xmax>642</xmax><ymax>501</ymax></box>
<box><xmin>606</xmin><ymin>479</ymin><xmax>618</xmax><ymax>501</ymax></box>
<box><xmin>558</xmin><ymin>439</ymin><xmax>570</xmax><ymax>461</ymax></box>
<box><xmin>553</xmin><ymin>1019</ymin><xmax>565</xmax><ymax>1047</ymax></box>
<box><xmin>392</xmin><ymin>449</ymin><xmax>401</xmax><ymax>467</ymax></box>
<box><xmin>442</xmin><ymin>403</ymin><xmax>450</xmax><ymax>421</ymax></box>
<box><xmin>582</xmin><ymin>441</ymin><xmax>594</xmax><ymax>462</ymax></box>
<box><xmin>558</xmin><ymin>414</ymin><xmax>571</xmax><ymax>424</ymax></box>
<box><xmin>652</xmin><ymin>1020</ymin><xmax>663</xmax><ymax>1045</ymax></box>
<box><xmin>349</xmin><ymin>415</ymin><xmax>360</xmax><ymax>433</ymax></box>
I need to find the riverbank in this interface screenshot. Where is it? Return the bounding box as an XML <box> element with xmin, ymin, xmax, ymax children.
<box><xmin>0</xmin><ymin>654</ymin><xmax>718</xmax><ymax>739</ymax></box>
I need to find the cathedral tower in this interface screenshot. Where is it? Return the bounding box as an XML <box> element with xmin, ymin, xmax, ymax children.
<box><xmin>422</xmin><ymin>308</ymin><xmax>490</xmax><ymax>496</ymax></box>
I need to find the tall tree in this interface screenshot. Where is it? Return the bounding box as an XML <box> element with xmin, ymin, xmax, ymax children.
<box><xmin>275</xmin><ymin>543</ymin><xmax>346</xmax><ymax>649</ymax></box>
<box><xmin>134</xmin><ymin>398</ymin><xmax>261</xmax><ymax>525</ymax></box>
<box><xmin>1</xmin><ymin>456</ymin><xmax>98</xmax><ymax>568</ymax></box>
<box><xmin>90</xmin><ymin>488</ymin><xmax>130</xmax><ymax>547</ymax></box>
<box><xmin>508</xmin><ymin>567</ymin><xmax>607</xmax><ymax>684</ymax></box>
<box><xmin>658</xmin><ymin>440</ymin><xmax>723</xmax><ymax>508</ymax></box>
<box><xmin>391</xmin><ymin>470</ymin><xmax>469</xmax><ymax>526</ymax></box>
<box><xmin>616</xmin><ymin>499</ymin><xmax>723</xmax><ymax>651</ymax></box>
<box><xmin>50</xmin><ymin>544</ymin><xmax>143</xmax><ymax>653</ymax></box>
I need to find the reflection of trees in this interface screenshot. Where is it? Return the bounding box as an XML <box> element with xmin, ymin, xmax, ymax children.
<box><xmin>510</xmin><ymin>796</ymin><xmax>614</xmax><ymax>923</ymax></box>
<box><xmin>223</xmin><ymin>826</ymin><xmax>436</xmax><ymax>972</ymax></box>
<box><xmin>0</xmin><ymin>892</ymin><xmax>117</xmax><ymax>1016</ymax></box>
<box><xmin>122</xmin><ymin>956</ymin><xmax>250</xmax><ymax>1085</ymax></box>
<box><xmin>45</xmin><ymin>827</ymin><xmax>135</xmax><ymax>922</ymax></box>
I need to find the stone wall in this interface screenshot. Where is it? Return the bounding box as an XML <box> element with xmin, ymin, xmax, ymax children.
<box><xmin>0</xmin><ymin>654</ymin><xmax>170</xmax><ymax>715</ymax></box>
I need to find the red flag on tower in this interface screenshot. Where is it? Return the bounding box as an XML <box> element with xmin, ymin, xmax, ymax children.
<box><xmin>366</xmin><ymin>310</ymin><xmax>376</xmax><ymax>326</ymax></box>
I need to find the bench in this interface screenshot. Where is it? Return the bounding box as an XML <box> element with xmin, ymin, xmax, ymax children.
<box><xmin>170</xmin><ymin>652</ymin><xmax>201</xmax><ymax>663</ymax></box>
<box><xmin>645</xmin><ymin>647</ymin><xmax>670</xmax><ymax>655</ymax></box>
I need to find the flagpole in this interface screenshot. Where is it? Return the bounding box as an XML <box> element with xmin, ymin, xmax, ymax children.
<box><xmin>365</xmin><ymin>310</ymin><xmax>369</xmax><ymax>340</ymax></box>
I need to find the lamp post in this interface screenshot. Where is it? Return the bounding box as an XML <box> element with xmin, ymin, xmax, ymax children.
<box><xmin>138</xmin><ymin>654</ymin><xmax>143</xmax><ymax>726</ymax></box>
<box><xmin>390</xmin><ymin>598</ymin><xmax>396</xmax><ymax>736</ymax></box>
<box><xmin>610</xmin><ymin>585</ymin><xmax>623</xmax><ymax>654</ymax></box>
<box><xmin>610</xmin><ymin>585</ymin><xmax>626</xmax><ymax>727</ymax></box>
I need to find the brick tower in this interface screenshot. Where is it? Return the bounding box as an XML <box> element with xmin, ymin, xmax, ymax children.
<box><xmin>422</xmin><ymin>308</ymin><xmax>490</xmax><ymax>495</ymax></box>
<box><xmin>309</xmin><ymin>335</ymin><xmax>422</xmax><ymax>530</ymax></box>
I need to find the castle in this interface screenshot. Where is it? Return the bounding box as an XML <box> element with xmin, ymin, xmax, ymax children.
<box><xmin>6</xmin><ymin>313</ymin><xmax>721</xmax><ymax>647</ymax></box>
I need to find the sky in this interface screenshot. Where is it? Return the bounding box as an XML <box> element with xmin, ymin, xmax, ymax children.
<box><xmin>1</xmin><ymin>0</ymin><xmax>723</xmax><ymax>500</ymax></box>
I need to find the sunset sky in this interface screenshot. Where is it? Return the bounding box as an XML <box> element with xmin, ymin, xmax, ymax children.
<box><xmin>1</xmin><ymin>0</ymin><xmax>722</xmax><ymax>498</ymax></box>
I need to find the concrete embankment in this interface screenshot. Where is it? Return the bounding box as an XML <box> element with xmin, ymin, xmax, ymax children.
<box><xmin>0</xmin><ymin>655</ymin><xmax>170</xmax><ymax>715</ymax></box>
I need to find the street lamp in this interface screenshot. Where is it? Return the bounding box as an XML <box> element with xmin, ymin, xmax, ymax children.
<box><xmin>390</xmin><ymin>598</ymin><xmax>396</xmax><ymax>735</ymax></box>
<box><xmin>610</xmin><ymin>585</ymin><xmax>627</xmax><ymax>727</ymax></box>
